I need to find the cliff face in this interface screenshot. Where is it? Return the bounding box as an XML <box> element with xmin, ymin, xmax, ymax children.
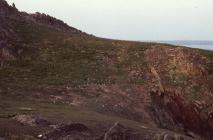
<box><xmin>146</xmin><ymin>46</ymin><xmax>213</xmax><ymax>139</ymax></box>
<box><xmin>151</xmin><ymin>90</ymin><xmax>213</xmax><ymax>139</ymax></box>
<box><xmin>0</xmin><ymin>1</ymin><xmax>213</xmax><ymax>140</ymax></box>
<box><xmin>145</xmin><ymin>46</ymin><xmax>213</xmax><ymax>139</ymax></box>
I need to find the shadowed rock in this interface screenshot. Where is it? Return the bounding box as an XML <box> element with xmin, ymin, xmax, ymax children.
<box><xmin>97</xmin><ymin>123</ymin><xmax>140</xmax><ymax>140</ymax></box>
<box><xmin>13</xmin><ymin>115</ymin><xmax>50</xmax><ymax>127</ymax></box>
<box><xmin>41</xmin><ymin>122</ymin><xmax>90</xmax><ymax>140</ymax></box>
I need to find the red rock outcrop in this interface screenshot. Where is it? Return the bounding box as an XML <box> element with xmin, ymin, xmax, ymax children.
<box><xmin>151</xmin><ymin>90</ymin><xmax>213</xmax><ymax>139</ymax></box>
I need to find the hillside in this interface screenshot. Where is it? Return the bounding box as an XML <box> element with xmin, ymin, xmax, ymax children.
<box><xmin>0</xmin><ymin>1</ymin><xmax>213</xmax><ymax>140</ymax></box>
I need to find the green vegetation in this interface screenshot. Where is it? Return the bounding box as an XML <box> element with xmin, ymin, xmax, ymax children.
<box><xmin>1</xmin><ymin>13</ymin><xmax>213</xmax><ymax>140</ymax></box>
<box><xmin>0</xmin><ymin>19</ymin><xmax>151</xmax><ymax>98</ymax></box>
<box><xmin>0</xmin><ymin>19</ymin><xmax>153</xmax><ymax>138</ymax></box>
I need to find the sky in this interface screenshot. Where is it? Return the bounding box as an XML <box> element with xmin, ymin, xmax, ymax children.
<box><xmin>6</xmin><ymin>0</ymin><xmax>213</xmax><ymax>41</ymax></box>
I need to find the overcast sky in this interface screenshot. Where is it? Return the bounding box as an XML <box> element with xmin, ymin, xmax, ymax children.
<box><xmin>6</xmin><ymin>0</ymin><xmax>213</xmax><ymax>41</ymax></box>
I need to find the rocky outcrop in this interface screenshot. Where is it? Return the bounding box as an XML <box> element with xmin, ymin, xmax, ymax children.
<box><xmin>98</xmin><ymin>123</ymin><xmax>140</xmax><ymax>140</ymax></box>
<box><xmin>150</xmin><ymin>90</ymin><xmax>213</xmax><ymax>140</ymax></box>
<box><xmin>0</xmin><ymin>26</ymin><xmax>18</xmax><ymax>64</ymax></box>
<box><xmin>0</xmin><ymin>0</ymin><xmax>84</xmax><ymax>64</ymax></box>
<box><xmin>145</xmin><ymin>46</ymin><xmax>213</xmax><ymax>139</ymax></box>
<box><xmin>0</xmin><ymin>47</ymin><xmax>15</xmax><ymax>66</ymax></box>
<box><xmin>97</xmin><ymin>123</ymin><xmax>195</xmax><ymax>140</ymax></box>
<box><xmin>0</xmin><ymin>0</ymin><xmax>18</xmax><ymax>17</ymax></box>
<box><xmin>0</xmin><ymin>1</ymin><xmax>19</xmax><ymax>64</ymax></box>
<box><xmin>150</xmin><ymin>66</ymin><xmax>165</xmax><ymax>93</ymax></box>
<box><xmin>28</xmin><ymin>12</ymin><xmax>82</xmax><ymax>33</ymax></box>
<box><xmin>145</xmin><ymin>46</ymin><xmax>209</xmax><ymax>83</ymax></box>
<box><xmin>13</xmin><ymin>114</ymin><xmax>51</xmax><ymax>127</ymax></box>
<box><xmin>41</xmin><ymin>122</ymin><xmax>90</xmax><ymax>140</ymax></box>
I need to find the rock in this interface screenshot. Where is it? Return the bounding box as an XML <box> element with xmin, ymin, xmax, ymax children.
<box><xmin>150</xmin><ymin>66</ymin><xmax>164</xmax><ymax>93</ymax></box>
<box><xmin>185</xmin><ymin>130</ymin><xmax>201</xmax><ymax>139</ymax></box>
<box><xmin>13</xmin><ymin>115</ymin><xmax>50</xmax><ymax>127</ymax></box>
<box><xmin>100</xmin><ymin>123</ymin><xmax>140</xmax><ymax>140</ymax></box>
<box><xmin>41</xmin><ymin>122</ymin><xmax>90</xmax><ymax>140</ymax></box>
<box><xmin>0</xmin><ymin>0</ymin><xmax>19</xmax><ymax>64</ymax></box>
<box><xmin>0</xmin><ymin>112</ymin><xmax>16</xmax><ymax>118</ymax></box>
<box><xmin>29</xmin><ymin>12</ymin><xmax>82</xmax><ymax>33</ymax></box>
<box><xmin>55</xmin><ymin>123</ymin><xmax>89</xmax><ymax>133</ymax></box>
<box><xmin>160</xmin><ymin>134</ymin><xmax>193</xmax><ymax>140</ymax></box>
<box><xmin>37</xmin><ymin>134</ymin><xmax>43</xmax><ymax>138</ymax></box>
<box><xmin>151</xmin><ymin>89</ymin><xmax>212</xmax><ymax>139</ymax></box>
<box><xmin>0</xmin><ymin>137</ymin><xmax>5</xmax><ymax>140</ymax></box>
<box><xmin>0</xmin><ymin>0</ymin><xmax>18</xmax><ymax>17</ymax></box>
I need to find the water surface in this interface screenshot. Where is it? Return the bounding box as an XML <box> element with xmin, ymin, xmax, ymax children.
<box><xmin>156</xmin><ymin>40</ymin><xmax>213</xmax><ymax>51</ymax></box>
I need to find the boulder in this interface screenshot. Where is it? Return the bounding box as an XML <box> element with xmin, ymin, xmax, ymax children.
<box><xmin>13</xmin><ymin>115</ymin><xmax>50</xmax><ymax>127</ymax></box>
<box><xmin>41</xmin><ymin>122</ymin><xmax>90</xmax><ymax>140</ymax></box>
<box><xmin>100</xmin><ymin>123</ymin><xmax>140</xmax><ymax>140</ymax></box>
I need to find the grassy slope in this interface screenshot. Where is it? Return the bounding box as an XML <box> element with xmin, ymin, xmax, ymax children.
<box><xmin>2</xmin><ymin>22</ymin><xmax>147</xmax><ymax>82</ymax></box>
<box><xmin>0</xmin><ymin>18</ymin><xmax>158</xmax><ymax>138</ymax></box>
<box><xmin>0</xmin><ymin>17</ymin><xmax>213</xmax><ymax>139</ymax></box>
<box><xmin>0</xmin><ymin>18</ymin><xmax>155</xmax><ymax>100</ymax></box>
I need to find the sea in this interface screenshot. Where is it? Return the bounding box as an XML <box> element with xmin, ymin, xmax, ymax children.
<box><xmin>153</xmin><ymin>40</ymin><xmax>213</xmax><ymax>51</ymax></box>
